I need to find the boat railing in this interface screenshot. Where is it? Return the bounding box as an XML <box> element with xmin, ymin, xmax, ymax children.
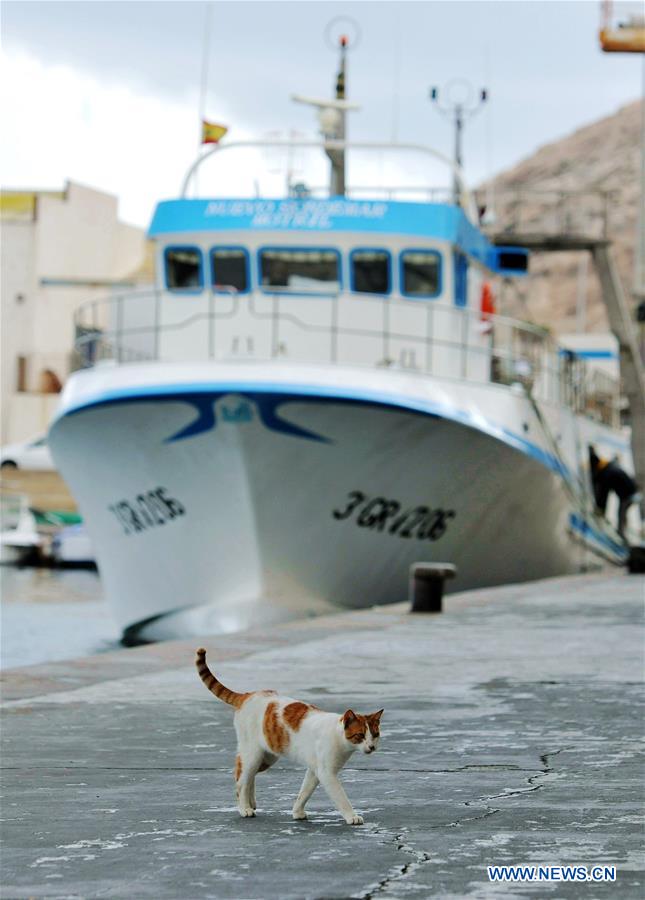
<box><xmin>180</xmin><ymin>138</ymin><xmax>480</xmax><ymax>223</ymax></box>
<box><xmin>71</xmin><ymin>288</ymin><xmax>621</xmax><ymax>428</ymax></box>
<box><xmin>299</xmin><ymin>185</ymin><xmax>455</xmax><ymax>203</ymax></box>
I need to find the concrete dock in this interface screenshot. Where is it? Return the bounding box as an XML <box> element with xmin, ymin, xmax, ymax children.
<box><xmin>2</xmin><ymin>572</ymin><xmax>644</xmax><ymax>899</ymax></box>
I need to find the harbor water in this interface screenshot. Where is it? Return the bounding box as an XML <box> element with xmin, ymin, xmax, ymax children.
<box><xmin>0</xmin><ymin>567</ymin><xmax>119</xmax><ymax>670</ymax></box>
<box><xmin>0</xmin><ymin>565</ymin><xmax>335</xmax><ymax>670</ymax></box>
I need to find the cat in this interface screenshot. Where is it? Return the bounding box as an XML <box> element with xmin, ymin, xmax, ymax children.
<box><xmin>195</xmin><ymin>648</ymin><xmax>383</xmax><ymax>825</ymax></box>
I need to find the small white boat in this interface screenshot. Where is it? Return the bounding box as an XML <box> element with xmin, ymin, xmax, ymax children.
<box><xmin>0</xmin><ymin>498</ymin><xmax>42</xmax><ymax>565</ymax></box>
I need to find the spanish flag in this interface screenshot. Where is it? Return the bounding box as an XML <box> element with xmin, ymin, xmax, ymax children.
<box><xmin>202</xmin><ymin>120</ymin><xmax>228</xmax><ymax>144</ymax></box>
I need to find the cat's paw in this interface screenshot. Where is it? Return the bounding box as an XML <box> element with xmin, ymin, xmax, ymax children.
<box><xmin>292</xmin><ymin>809</ymin><xmax>308</xmax><ymax>820</ymax></box>
<box><xmin>239</xmin><ymin>807</ymin><xmax>256</xmax><ymax>818</ymax></box>
<box><xmin>344</xmin><ymin>814</ymin><xmax>364</xmax><ymax>825</ymax></box>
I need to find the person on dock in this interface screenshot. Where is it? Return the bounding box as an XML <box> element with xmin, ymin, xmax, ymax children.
<box><xmin>589</xmin><ymin>446</ymin><xmax>640</xmax><ymax>538</ymax></box>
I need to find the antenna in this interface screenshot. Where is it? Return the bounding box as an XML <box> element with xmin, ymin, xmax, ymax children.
<box><xmin>196</xmin><ymin>2</ymin><xmax>214</xmax><ymax>194</ymax></box>
<box><xmin>429</xmin><ymin>79</ymin><xmax>488</xmax><ymax>207</ymax></box>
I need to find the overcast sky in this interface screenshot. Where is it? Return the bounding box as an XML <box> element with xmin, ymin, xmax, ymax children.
<box><xmin>1</xmin><ymin>0</ymin><xmax>641</xmax><ymax>227</ymax></box>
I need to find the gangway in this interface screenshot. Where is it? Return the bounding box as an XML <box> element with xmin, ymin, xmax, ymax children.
<box><xmin>488</xmin><ymin>228</ymin><xmax>645</xmax><ymax>516</ymax></box>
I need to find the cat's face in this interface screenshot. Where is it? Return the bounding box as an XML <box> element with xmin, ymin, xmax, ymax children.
<box><xmin>342</xmin><ymin>709</ymin><xmax>383</xmax><ymax>754</ymax></box>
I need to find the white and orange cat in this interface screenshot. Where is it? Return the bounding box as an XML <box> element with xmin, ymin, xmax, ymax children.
<box><xmin>196</xmin><ymin>648</ymin><xmax>383</xmax><ymax>825</ymax></box>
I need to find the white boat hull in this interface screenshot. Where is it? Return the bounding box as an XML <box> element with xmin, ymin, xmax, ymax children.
<box><xmin>48</xmin><ymin>362</ymin><xmax>627</xmax><ymax>632</ymax></box>
<box><xmin>0</xmin><ymin>539</ymin><xmax>41</xmax><ymax>565</ymax></box>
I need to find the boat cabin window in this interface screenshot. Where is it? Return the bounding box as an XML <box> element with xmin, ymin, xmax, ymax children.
<box><xmin>211</xmin><ymin>248</ymin><xmax>249</xmax><ymax>293</ymax></box>
<box><xmin>453</xmin><ymin>251</ymin><xmax>469</xmax><ymax>307</ymax></box>
<box><xmin>400</xmin><ymin>250</ymin><xmax>441</xmax><ymax>298</ymax></box>
<box><xmin>164</xmin><ymin>247</ymin><xmax>203</xmax><ymax>291</ymax></box>
<box><xmin>350</xmin><ymin>250</ymin><xmax>391</xmax><ymax>295</ymax></box>
<box><xmin>259</xmin><ymin>248</ymin><xmax>340</xmax><ymax>294</ymax></box>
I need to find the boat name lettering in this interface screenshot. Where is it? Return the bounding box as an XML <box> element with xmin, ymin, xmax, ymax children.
<box><xmin>109</xmin><ymin>487</ymin><xmax>186</xmax><ymax>536</ymax></box>
<box><xmin>332</xmin><ymin>491</ymin><xmax>455</xmax><ymax>541</ymax></box>
<box><xmin>203</xmin><ymin>199</ymin><xmax>388</xmax><ymax>230</ymax></box>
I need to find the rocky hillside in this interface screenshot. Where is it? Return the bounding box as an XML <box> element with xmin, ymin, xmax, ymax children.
<box><xmin>480</xmin><ymin>99</ymin><xmax>641</xmax><ymax>333</ymax></box>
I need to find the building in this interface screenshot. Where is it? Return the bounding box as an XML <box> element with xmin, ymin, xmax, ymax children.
<box><xmin>1</xmin><ymin>181</ymin><xmax>148</xmax><ymax>443</ymax></box>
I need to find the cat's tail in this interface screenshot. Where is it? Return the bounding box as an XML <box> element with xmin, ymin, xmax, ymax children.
<box><xmin>195</xmin><ymin>648</ymin><xmax>249</xmax><ymax>708</ymax></box>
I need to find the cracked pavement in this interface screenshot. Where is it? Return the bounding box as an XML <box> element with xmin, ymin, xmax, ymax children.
<box><xmin>1</xmin><ymin>573</ymin><xmax>644</xmax><ymax>898</ymax></box>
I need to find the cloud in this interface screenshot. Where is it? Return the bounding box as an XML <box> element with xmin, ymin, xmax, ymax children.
<box><xmin>1</xmin><ymin>47</ymin><xmax>459</xmax><ymax>228</ymax></box>
<box><xmin>1</xmin><ymin>0</ymin><xmax>640</xmax><ymax>230</ymax></box>
<box><xmin>1</xmin><ymin>48</ymin><xmax>195</xmax><ymax>225</ymax></box>
<box><xmin>2</xmin><ymin>48</ymin><xmax>333</xmax><ymax>227</ymax></box>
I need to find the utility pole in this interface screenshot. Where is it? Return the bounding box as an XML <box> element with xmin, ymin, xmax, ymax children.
<box><xmin>429</xmin><ymin>80</ymin><xmax>488</xmax><ymax>207</ymax></box>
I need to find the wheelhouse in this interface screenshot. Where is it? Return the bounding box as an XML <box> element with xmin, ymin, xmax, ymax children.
<box><xmin>151</xmin><ymin>198</ymin><xmax>527</xmax><ymax>300</ymax></box>
<box><xmin>71</xmin><ymin>194</ymin><xmax>619</xmax><ymax>429</ymax></box>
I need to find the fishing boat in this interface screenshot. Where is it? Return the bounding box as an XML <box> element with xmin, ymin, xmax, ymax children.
<box><xmin>47</xmin><ymin>51</ymin><xmax>637</xmax><ymax>639</ymax></box>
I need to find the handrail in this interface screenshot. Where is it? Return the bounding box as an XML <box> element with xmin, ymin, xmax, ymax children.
<box><xmin>179</xmin><ymin>139</ymin><xmax>478</xmax><ymax>222</ymax></box>
<box><xmin>523</xmin><ymin>380</ymin><xmax>627</xmax><ymax>554</ymax></box>
<box><xmin>71</xmin><ymin>287</ymin><xmax>621</xmax><ymax>428</ymax></box>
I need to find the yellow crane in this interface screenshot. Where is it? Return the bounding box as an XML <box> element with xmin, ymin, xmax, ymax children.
<box><xmin>600</xmin><ymin>0</ymin><xmax>645</xmax><ymax>53</ymax></box>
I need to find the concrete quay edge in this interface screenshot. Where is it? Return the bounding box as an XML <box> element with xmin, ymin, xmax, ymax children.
<box><xmin>1</xmin><ymin>571</ymin><xmax>617</xmax><ymax>704</ymax></box>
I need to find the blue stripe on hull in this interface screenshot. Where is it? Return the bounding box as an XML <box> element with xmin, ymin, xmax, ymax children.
<box><xmin>54</xmin><ymin>380</ymin><xmax>627</xmax><ymax>561</ymax></box>
<box><xmin>568</xmin><ymin>513</ymin><xmax>627</xmax><ymax>558</ymax></box>
<box><xmin>55</xmin><ymin>380</ymin><xmax>566</xmax><ymax>475</ymax></box>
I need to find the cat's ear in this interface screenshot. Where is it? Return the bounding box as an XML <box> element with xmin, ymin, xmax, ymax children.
<box><xmin>342</xmin><ymin>709</ymin><xmax>357</xmax><ymax>726</ymax></box>
<box><xmin>371</xmin><ymin>709</ymin><xmax>384</xmax><ymax>721</ymax></box>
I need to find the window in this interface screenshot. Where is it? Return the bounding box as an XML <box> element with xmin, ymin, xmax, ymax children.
<box><xmin>211</xmin><ymin>248</ymin><xmax>249</xmax><ymax>293</ymax></box>
<box><xmin>16</xmin><ymin>356</ymin><xmax>26</xmax><ymax>392</ymax></box>
<box><xmin>400</xmin><ymin>250</ymin><xmax>442</xmax><ymax>298</ymax></box>
<box><xmin>350</xmin><ymin>250</ymin><xmax>391</xmax><ymax>295</ymax></box>
<box><xmin>453</xmin><ymin>251</ymin><xmax>469</xmax><ymax>307</ymax></box>
<box><xmin>259</xmin><ymin>248</ymin><xmax>340</xmax><ymax>294</ymax></box>
<box><xmin>164</xmin><ymin>247</ymin><xmax>203</xmax><ymax>291</ymax></box>
<box><xmin>496</xmin><ymin>247</ymin><xmax>529</xmax><ymax>274</ymax></box>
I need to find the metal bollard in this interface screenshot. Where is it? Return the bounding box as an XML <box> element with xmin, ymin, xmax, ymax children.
<box><xmin>628</xmin><ymin>544</ymin><xmax>645</xmax><ymax>574</ymax></box>
<box><xmin>409</xmin><ymin>562</ymin><xmax>457</xmax><ymax>613</ymax></box>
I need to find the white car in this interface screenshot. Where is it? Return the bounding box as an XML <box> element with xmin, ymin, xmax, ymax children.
<box><xmin>0</xmin><ymin>435</ymin><xmax>55</xmax><ymax>470</ymax></box>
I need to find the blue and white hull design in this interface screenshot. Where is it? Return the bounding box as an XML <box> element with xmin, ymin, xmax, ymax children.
<box><xmin>49</xmin><ymin>361</ymin><xmax>628</xmax><ymax>632</ymax></box>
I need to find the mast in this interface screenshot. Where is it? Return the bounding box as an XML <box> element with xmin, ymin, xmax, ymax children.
<box><xmin>325</xmin><ymin>35</ymin><xmax>348</xmax><ymax>196</ymax></box>
<box><xmin>291</xmin><ymin>29</ymin><xmax>359</xmax><ymax>199</ymax></box>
